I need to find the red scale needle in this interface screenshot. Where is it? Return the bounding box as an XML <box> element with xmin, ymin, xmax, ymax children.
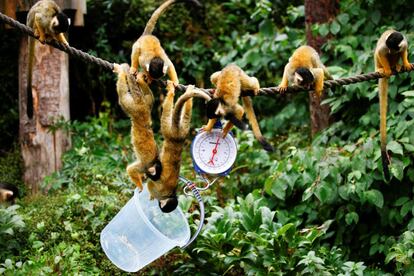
<box><xmin>208</xmin><ymin>136</ymin><xmax>221</xmax><ymax>165</ymax></box>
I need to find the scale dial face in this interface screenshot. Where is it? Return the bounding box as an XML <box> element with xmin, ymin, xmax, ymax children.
<box><xmin>191</xmin><ymin>129</ymin><xmax>238</xmax><ymax>175</ymax></box>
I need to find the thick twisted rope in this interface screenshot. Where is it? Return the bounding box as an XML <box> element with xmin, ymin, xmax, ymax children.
<box><xmin>0</xmin><ymin>12</ymin><xmax>113</xmax><ymax>71</ymax></box>
<box><xmin>1</xmin><ymin>12</ymin><xmax>413</xmax><ymax>97</ymax></box>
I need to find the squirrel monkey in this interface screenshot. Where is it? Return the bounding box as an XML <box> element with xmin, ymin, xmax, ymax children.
<box><xmin>148</xmin><ymin>82</ymin><xmax>194</xmax><ymax>213</ymax></box>
<box><xmin>27</xmin><ymin>0</ymin><xmax>70</xmax><ymax>45</ymax></box>
<box><xmin>204</xmin><ymin>64</ymin><xmax>274</xmax><ymax>152</ymax></box>
<box><xmin>26</xmin><ymin>0</ymin><xmax>70</xmax><ymax>118</ymax></box>
<box><xmin>130</xmin><ymin>0</ymin><xmax>201</xmax><ymax>85</ymax></box>
<box><xmin>113</xmin><ymin>63</ymin><xmax>161</xmax><ymax>191</ymax></box>
<box><xmin>278</xmin><ymin>45</ymin><xmax>332</xmax><ymax>97</ymax></box>
<box><xmin>374</xmin><ymin>30</ymin><xmax>413</xmax><ymax>180</ymax></box>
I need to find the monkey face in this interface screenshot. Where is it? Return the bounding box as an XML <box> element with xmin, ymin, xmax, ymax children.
<box><xmin>147</xmin><ymin>181</ymin><xmax>178</xmax><ymax>213</ymax></box>
<box><xmin>294</xmin><ymin>68</ymin><xmax>314</xmax><ymax>88</ymax></box>
<box><xmin>146</xmin><ymin>160</ymin><xmax>162</xmax><ymax>181</ymax></box>
<box><xmin>206</xmin><ymin>98</ymin><xmax>226</xmax><ymax>119</ymax></box>
<box><xmin>158</xmin><ymin>197</ymin><xmax>178</xmax><ymax>213</ymax></box>
<box><xmin>206</xmin><ymin>98</ymin><xmax>221</xmax><ymax>119</ymax></box>
<box><xmin>51</xmin><ymin>12</ymin><xmax>70</xmax><ymax>34</ymax></box>
<box><xmin>386</xmin><ymin>32</ymin><xmax>405</xmax><ymax>52</ymax></box>
<box><xmin>147</xmin><ymin>57</ymin><xmax>167</xmax><ymax>79</ymax></box>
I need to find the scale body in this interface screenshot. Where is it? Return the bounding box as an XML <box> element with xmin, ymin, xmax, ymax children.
<box><xmin>190</xmin><ymin>122</ymin><xmax>238</xmax><ymax>176</ymax></box>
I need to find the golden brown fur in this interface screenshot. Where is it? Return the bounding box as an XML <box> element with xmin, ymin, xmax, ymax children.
<box><xmin>374</xmin><ymin>30</ymin><xmax>413</xmax><ymax>180</ymax></box>
<box><xmin>278</xmin><ymin>45</ymin><xmax>331</xmax><ymax>97</ymax></box>
<box><xmin>114</xmin><ymin>63</ymin><xmax>158</xmax><ymax>190</ymax></box>
<box><xmin>204</xmin><ymin>64</ymin><xmax>273</xmax><ymax>152</ymax></box>
<box><xmin>147</xmin><ymin>82</ymin><xmax>194</xmax><ymax>209</ymax></box>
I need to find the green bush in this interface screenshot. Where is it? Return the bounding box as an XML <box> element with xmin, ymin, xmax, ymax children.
<box><xmin>1</xmin><ymin>0</ymin><xmax>414</xmax><ymax>274</ymax></box>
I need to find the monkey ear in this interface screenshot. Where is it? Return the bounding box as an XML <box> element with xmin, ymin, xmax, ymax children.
<box><xmin>294</xmin><ymin>72</ymin><xmax>303</xmax><ymax>82</ymax></box>
<box><xmin>5</xmin><ymin>191</ymin><xmax>13</xmax><ymax>199</ymax></box>
<box><xmin>163</xmin><ymin>65</ymin><xmax>168</xmax><ymax>74</ymax></box>
<box><xmin>51</xmin><ymin>16</ymin><xmax>59</xmax><ymax>27</ymax></box>
<box><xmin>145</xmin><ymin>64</ymin><xmax>150</xmax><ymax>72</ymax></box>
<box><xmin>210</xmin><ymin>71</ymin><xmax>221</xmax><ymax>86</ymax></box>
<box><xmin>399</xmin><ymin>39</ymin><xmax>407</xmax><ymax>49</ymax></box>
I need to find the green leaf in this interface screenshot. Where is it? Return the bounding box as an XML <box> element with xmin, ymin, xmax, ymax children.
<box><xmin>385</xmin><ymin>252</ymin><xmax>399</xmax><ymax>264</ymax></box>
<box><xmin>271</xmin><ymin>182</ymin><xmax>287</xmax><ymax>200</ymax></box>
<box><xmin>387</xmin><ymin>141</ymin><xmax>403</xmax><ymax>155</ymax></box>
<box><xmin>277</xmin><ymin>223</ymin><xmax>295</xmax><ymax>237</ymax></box>
<box><xmin>330</xmin><ymin>21</ymin><xmax>341</xmax><ymax>35</ymax></box>
<box><xmin>365</xmin><ymin>190</ymin><xmax>384</xmax><ymax>208</ymax></box>
<box><xmin>402</xmin><ymin>90</ymin><xmax>414</xmax><ymax>97</ymax></box>
<box><xmin>315</xmin><ymin>185</ymin><xmax>329</xmax><ymax>203</ymax></box>
<box><xmin>259</xmin><ymin>19</ymin><xmax>275</xmax><ymax>36</ymax></box>
<box><xmin>371</xmin><ymin>10</ymin><xmax>381</xmax><ymax>24</ymax></box>
<box><xmin>4</xmin><ymin>259</ymin><xmax>12</xmax><ymax>268</ymax></box>
<box><xmin>337</xmin><ymin>13</ymin><xmax>350</xmax><ymax>25</ymax></box>
<box><xmin>395</xmin><ymin>196</ymin><xmax>410</xmax><ymax>206</ymax></box>
<box><xmin>408</xmin><ymin>218</ymin><xmax>414</xmax><ymax>231</ymax></box>
<box><xmin>302</xmin><ymin>187</ymin><xmax>314</xmax><ymax>201</ymax></box>
<box><xmin>401</xmin><ymin>201</ymin><xmax>413</xmax><ymax>217</ymax></box>
<box><xmin>319</xmin><ymin>24</ymin><xmax>329</xmax><ymax>36</ymax></box>
<box><xmin>404</xmin><ymin>143</ymin><xmax>414</xmax><ymax>152</ymax></box>
<box><xmin>345</xmin><ymin>212</ymin><xmax>359</xmax><ymax>225</ymax></box>
<box><xmin>390</xmin><ymin>159</ymin><xmax>405</xmax><ymax>181</ymax></box>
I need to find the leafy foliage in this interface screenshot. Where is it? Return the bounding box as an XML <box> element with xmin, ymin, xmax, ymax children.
<box><xmin>1</xmin><ymin>0</ymin><xmax>414</xmax><ymax>275</ymax></box>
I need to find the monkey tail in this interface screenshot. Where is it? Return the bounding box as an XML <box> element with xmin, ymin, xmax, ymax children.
<box><xmin>173</xmin><ymin>86</ymin><xmax>208</xmax><ymax>131</ymax></box>
<box><xmin>241</xmin><ymin>96</ymin><xmax>274</xmax><ymax>152</ymax></box>
<box><xmin>26</xmin><ymin>37</ymin><xmax>35</xmax><ymax>119</ymax></box>
<box><xmin>379</xmin><ymin>77</ymin><xmax>390</xmax><ymax>181</ymax></box>
<box><xmin>225</xmin><ymin>113</ymin><xmax>248</xmax><ymax>131</ymax></box>
<box><xmin>143</xmin><ymin>0</ymin><xmax>202</xmax><ymax>35</ymax></box>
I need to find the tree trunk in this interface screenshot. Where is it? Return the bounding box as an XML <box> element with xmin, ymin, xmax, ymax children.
<box><xmin>305</xmin><ymin>0</ymin><xmax>339</xmax><ymax>136</ymax></box>
<box><xmin>18</xmin><ymin>36</ymin><xmax>71</xmax><ymax>194</ymax></box>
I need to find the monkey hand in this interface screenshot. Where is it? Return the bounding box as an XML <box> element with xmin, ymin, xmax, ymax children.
<box><xmin>278</xmin><ymin>85</ymin><xmax>288</xmax><ymax>94</ymax></box>
<box><xmin>166</xmin><ymin>80</ymin><xmax>175</xmax><ymax>95</ymax></box>
<box><xmin>402</xmin><ymin>63</ymin><xmax>414</xmax><ymax>72</ymax></box>
<box><xmin>113</xmin><ymin>63</ymin><xmax>121</xmax><ymax>73</ymax></box>
<box><xmin>38</xmin><ymin>36</ymin><xmax>46</xmax><ymax>44</ymax></box>
<box><xmin>201</xmin><ymin>125</ymin><xmax>213</xmax><ymax>132</ymax></box>
<box><xmin>129</xmin><ymin>66</ymin><xmax>138</xmax><ymax>76</ymax></box>
<box><xmin>136</xmin><ymin>72</ymin><xmax>147</xmax><ymax>85</ymax></box>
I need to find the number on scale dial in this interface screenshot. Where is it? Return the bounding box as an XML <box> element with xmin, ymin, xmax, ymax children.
<box><xmin>191</xmin><ymin>128</ymin><xmax>237</xmax><ymax>175</ymax></box>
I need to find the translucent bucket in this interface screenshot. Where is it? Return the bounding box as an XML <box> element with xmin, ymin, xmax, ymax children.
<box><xmin>100</xmin><ymin>187</ymin><xmax>190</xmax><ymax>272</ymax></box>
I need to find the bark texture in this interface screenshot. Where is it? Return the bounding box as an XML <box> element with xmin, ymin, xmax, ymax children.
<box><xmin>305</xmin><ymin>0</ymin><xmax>339</xmax><ymax>136</ymax></box>
<box><xmin>19</xmin><ymin>37</ymin><xmax>71</xmax><ymax>194</ymax></box>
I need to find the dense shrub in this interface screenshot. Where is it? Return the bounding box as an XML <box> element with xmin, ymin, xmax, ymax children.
<box><xmin>1</xmin><ymin>0</ymin><xmax>414</xmax><ymax>275</ymax></box>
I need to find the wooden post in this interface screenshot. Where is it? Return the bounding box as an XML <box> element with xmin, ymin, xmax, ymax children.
<box><xmin>13</xmin><ymin>0</ymin><xmax>85</xmax><ymax>193</ymax></box>
<box><xmin>18</xmin><ymin>36</ymin><xmax>71</xmax><ymax>194</ymax></box>
<box><xmin>305</xmin><ymin>0</ymin><xmax>339</xmax><ymax>136</ymax></box>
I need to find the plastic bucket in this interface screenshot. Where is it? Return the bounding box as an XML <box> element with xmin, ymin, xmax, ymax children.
<box><xmin>100</xmin><ymin>187</ymin><xmax>190</xmax><ymax>272</ymax></box>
